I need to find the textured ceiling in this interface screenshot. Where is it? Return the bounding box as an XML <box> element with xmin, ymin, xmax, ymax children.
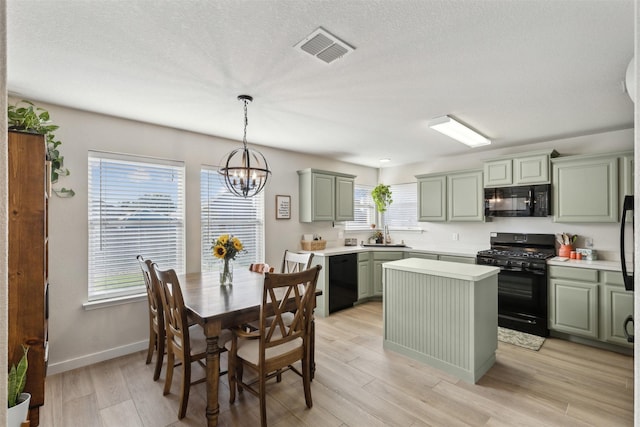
<box><xmin>6</xmin><ymin>0</ymin><xmax>635</xmax><ymax>168</ymax></box>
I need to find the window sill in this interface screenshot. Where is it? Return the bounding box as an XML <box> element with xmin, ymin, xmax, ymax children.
<box><xmin>83</xmin><ymin>293</ymin><xmax>147</xmax><ymax>310</ymax></box>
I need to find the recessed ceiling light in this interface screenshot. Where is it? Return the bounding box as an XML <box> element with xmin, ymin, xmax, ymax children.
<box><xmin>428</xmin><ymin>115</ymin><xmax>491</xmax><ymax>148</ymax></box>
<box><xmin>379</xmin><ymin>158</ymin><xmax>390</xmax><ymax>163</ymax></box>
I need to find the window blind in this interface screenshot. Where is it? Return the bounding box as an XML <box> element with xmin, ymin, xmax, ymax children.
<box><xmin>88</xmin><ymin>151</ymin><xmax>185</xmax><ymax>301</ymax></box>
<box><xmin>201</xmin><ymin>167</ymin><xmax>265</xmax><ymax>272</ymax></box>
<box><xmin>344</xmin><ymin>184</ymin><xmax>375</xmax><ymax>231</ymax></box>
<box><xmin>383</xmin><ymin>182</ymin><xmax>420</xmax><ymax>230</ymax></box>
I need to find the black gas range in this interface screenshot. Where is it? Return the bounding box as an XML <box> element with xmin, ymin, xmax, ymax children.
<box><xmin>476</xmin><ymin>232</ymin><xmax>556</xmax><ymax>337</ymax></box>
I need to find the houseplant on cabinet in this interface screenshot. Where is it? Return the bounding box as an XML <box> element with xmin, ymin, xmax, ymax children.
<box><xmin>7</xmin><ymin>346</ymin><xmax>30</xmax><ymax>427</ymax></box>
<box><xmin>7</xmin><ymin>100</ymin><xmax>75</xmax><ymax>197</ymax></box>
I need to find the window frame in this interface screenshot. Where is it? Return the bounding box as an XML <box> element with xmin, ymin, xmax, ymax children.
<box><xmin>87</xmin><ymin>150</ymin><xmax>186</xmax><ymax>303</ymax></box>
<box><xmin>200</xmin><ymin>165</ymin><xmax>265</xmax><ymax>273</ymax></box>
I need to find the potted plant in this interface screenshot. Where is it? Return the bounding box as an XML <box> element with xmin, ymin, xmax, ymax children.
<box><xmin>371</xmin><ymin>184</ymin><xmax>392</xmax><ymax>213</ymax></box>
<box><xmin>7</xmin><ymin>345</ymin><xmax>30</xmax><ymax>427</ymax></box>
<box><xmin>7</xmin><ymin>100</ymin><xmax>75</xmax><ymax>197</ymax></box>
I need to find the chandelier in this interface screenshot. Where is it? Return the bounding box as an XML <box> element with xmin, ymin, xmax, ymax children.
<box><xmin>219</xmin><ymin>95</ymin><xmax>271</xmax><ymax>198</ymax></box>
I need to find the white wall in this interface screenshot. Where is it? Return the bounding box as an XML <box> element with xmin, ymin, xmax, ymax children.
<box><xmin>20</xmin><ymin>100</ymin><xmax>378</xmax><ymax>374</ymax></box>
<box><xmin>379</xmin><ymin>128</ymin><xmax>634</xmax><ymax>259</ymax></box>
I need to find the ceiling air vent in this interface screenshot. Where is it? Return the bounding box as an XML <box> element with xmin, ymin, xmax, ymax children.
<box><xmin>295</xmin><ymin>27</ymin><xmax>354</xmax><ymax>64</ymax></box>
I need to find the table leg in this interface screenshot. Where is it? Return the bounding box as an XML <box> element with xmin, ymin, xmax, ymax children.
<box><xmin>204</xmin><ymin>324</ymin><xmax>221</xmax><ymax>427</ymax></box>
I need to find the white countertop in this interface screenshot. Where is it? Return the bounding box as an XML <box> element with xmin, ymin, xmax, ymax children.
<box><xmin>302</xmin><ymin>245</ymin><xmax>481</xmax><ymax>258</ymax></box>
<box><xmin>547</xmin><ymin>257</ymin><xmax>624</xmax><ymax>272</ymax></box>
<box><xmin>383</xmin><ymin>258</ymin><xmax>500</xmax><ymax>281</ymax></box>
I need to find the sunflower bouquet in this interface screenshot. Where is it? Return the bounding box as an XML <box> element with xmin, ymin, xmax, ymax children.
<box><xmin>212</xmin><ymin>234</ymin><xmax>244</xmax><ymax>285</ymax></box>
<box><xmin>212</xmin><ymin>234</ymin><xmax>244</xmax><ymax>261</ymax></box>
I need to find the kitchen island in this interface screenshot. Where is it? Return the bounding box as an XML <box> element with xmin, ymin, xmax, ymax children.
<box><xmin>382</xmin><ymin>258</ymin><xmax>500</xmax><ymax>383</ymax></box>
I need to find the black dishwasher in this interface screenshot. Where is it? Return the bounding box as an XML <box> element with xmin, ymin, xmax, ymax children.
<box><xmin>328</xmin><ymin>253</ymin><xmax>358</xmax><ymax>313</ymax></box>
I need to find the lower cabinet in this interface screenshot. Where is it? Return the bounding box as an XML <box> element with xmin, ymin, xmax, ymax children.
<box><xmin>602</xmin><ymin>271</ymin><xmax>634</xmax><ymax>346</ymax></box>
<box><xmin>439</xmin><ymin>255</ymin><xmax>476</xmax><ymax>264</ymax></box>
<box><xmin>373</xmin><ymin>252</ymin><xmax>403</xmax><ymax>296</ymax></box>
<box><xmin>357</xmin><ymin>252</ymin><xmax>371</xmax><ymax>300</ymax></box>
<box><xmin>405</xmin><ymin>251</ymin><xmax>438</xmax><ymax>260</ymax></box>
<box><xmin>548</xmin><ymin>266</ymin><xmax>633</xmax><ymax>348</ymax></box>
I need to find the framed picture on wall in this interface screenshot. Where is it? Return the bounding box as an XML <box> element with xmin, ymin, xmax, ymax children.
<box><xmin>276</xmin><ymin>195</ymin><xmax>291</xmax><ymax>220</ymax></box>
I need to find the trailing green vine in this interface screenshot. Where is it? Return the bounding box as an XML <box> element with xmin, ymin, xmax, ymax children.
<box><xmin>371</xmin><ymin>184</ymin><xmax>392</xmax><ymax>213</ymax></box>
<box><xmin>7</xmin><ymin>100</ymin><xmax>75</xmax><ymax>197</ymax></box>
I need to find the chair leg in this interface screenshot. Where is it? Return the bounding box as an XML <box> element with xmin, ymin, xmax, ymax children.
<box><xmin>237</xmin><ymin>361</ymin><xmax>244</xmax><ymax>393</ymax></box>
<box><xmin>259</xmin><ymin>371</ymin><xmax>267</xmax><ymax>427</ymax></box>
<box><xmin>146</xmin><ymin>329</ymin><xmax>155</xmax><ymax>365</ymax></box>
<box><xmin>178</xmin><ymin>357</ymin><xmax>191</xmax><ymax>419</ymax></box>
<box><xmin>228</xmin><ymin>350</ymin><xmax>236</xmax><ymax>403</ymax></box>
<box><xmin>153</xmin><ymin>332</ymin><xmax>165</xmax><ymax>381</ymax></box>
<box><xmin>164</xmin><ymin>347</ymin><xmax>174</xmax><ymax>396</ymax></box>
<box><xmin>302</xmin><ymin>353</ymin><xmax>313</xmax><ymax>409</ymax></box>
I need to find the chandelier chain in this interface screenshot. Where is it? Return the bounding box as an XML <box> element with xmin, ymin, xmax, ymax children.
<box><xmin>242</xmin><ymin>98</ymin><xmax>249</xmax><ymax>148</ymax></box>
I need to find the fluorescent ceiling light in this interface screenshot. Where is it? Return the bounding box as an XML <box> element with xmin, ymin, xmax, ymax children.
<box><xmin>379</xmin><ymin>158</ymin><xmax>390</xmax><ymax>163</ymax></box>
<box><xmin>428</xmin><ymin>115</ymin><xmax>491</xmax><ymax>148</ymax></box>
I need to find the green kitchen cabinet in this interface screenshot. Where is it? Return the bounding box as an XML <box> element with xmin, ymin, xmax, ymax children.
<box><xmin>514</xmin><ymin>152</ymin><xmax>554</xmax><ymax>185</ymax></box>
<box><xmin>549</xmin><ymin>276</ymin><xmax>599</xmax><ymax>339</ymax></box>
<box><xmin>622</xmin><ymin>153</ymin><xmax>634</xmax><ymax>197</ymax></box>
<box><xmin>297</xmin><ymin>168</ymin><xmax>355</xmax><ymax>222</ymax></box>
<box><xmin>552</xmin><ymin>154</ymin><xmax>619</xmax><ymax>223</ymax></box>
<box><xmin>416</xmin><ymin>170</ymin><xmax>483</xmax><ymax>223</ymax></box>
<box><xmin>335</xmin><ymin>175</ymin><xmax>355</xmax><ymax>221</ymax></box>
<box><xmin>447</xmin><ymin>170</ymin><xmax>484</xmax><ymax>222</ymax></box>
<box><xmin>484</xmin><ymin>159</ymin><xmax>513</xmax><ymax>186</ymax></box>
<box><xmin>484</xmin><ymin>150</ymin><xmax>557</xmax><ymax>187</ymax></box>
<box><xmin>439</xmin><ymin>254</ymin><xmax>476</xmax><ymax>264</ymax></box>
<box><xmin>602</xmin><ymin>271</ymin><xmax>634</xmax><ymax>348</ymax></box>
<box><xmin>358</xmin><ymin>252</ymin><xmax>372</xmax><ymax>300</ymax></box>
<box><xmin>417</xmin><ymin>174</ymin><xmax>447</xmax><ymax>222</ymax></box>
<box><xmin>373</xmin><ymin>251</ymin><xmax>403</xmax><ymax>296</ymax></box>
<box><xmin>405</xmin><ymin>251</ymin><xmax>438</xmax><ymax>260</ymax></box>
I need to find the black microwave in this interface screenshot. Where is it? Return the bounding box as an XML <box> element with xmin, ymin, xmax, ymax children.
<box><xmin>484</xmin><ymin>184</ymin><xmax>551</xmax><ymax>217</ymax></box>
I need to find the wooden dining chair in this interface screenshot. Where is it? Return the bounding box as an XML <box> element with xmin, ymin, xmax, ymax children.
<box><xmin>249</xmin><ymin>263</ymin><xmax>275</xmax><ymax>273</ymax></box>
<box><xmin>152</xmin><ymin>263</ymin><xmax>230</xmax><ymax>419</ymax></box>
<box><xmin>137</xmin><ymin>255</ymin><xmax>165</xmax><ymax>381</ymax></box>
<box><xmin>226</xmin><ymin>265</ymin><xmax>322</xmax><ymax>427</ymax></box>
<box><xmin>281</xmin><ymin>250</ymin><xmax>314</xmax><ymax>273</ymax></box>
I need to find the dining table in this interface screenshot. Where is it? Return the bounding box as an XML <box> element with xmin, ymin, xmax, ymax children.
<box><xmin>179</xmin><ymin>268</ymin><xmax>321</xmax><ymax>427</ymax></box>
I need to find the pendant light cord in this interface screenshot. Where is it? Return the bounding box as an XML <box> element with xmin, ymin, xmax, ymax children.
<box><xmin>242</xmin><ymin>98</ymin><xmax>249</xmax><ymax>149</ymax></box>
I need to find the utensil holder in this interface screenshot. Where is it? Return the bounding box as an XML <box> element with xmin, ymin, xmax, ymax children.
<box><xmin>558</xmin><ymin>244</ymin><xmax>573</xmax><ymax>257</ymax></box>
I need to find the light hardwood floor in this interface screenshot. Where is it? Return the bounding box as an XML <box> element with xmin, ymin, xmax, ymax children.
<box><xmin>39</xmin><ymin>301</ymin><xmax>633</xmax><ymax>426</ymax></box>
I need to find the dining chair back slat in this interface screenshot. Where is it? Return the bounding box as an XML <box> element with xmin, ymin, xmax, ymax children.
<box><xmin>281</xmin><ymin>250</ymin><xmax>314</xmax><ymax>273</ymax></box>
<box><xmin>153</xmin><ymin>264</ymin><xmax>207</xmax><ymax>420</ymax></box>
<box><xmin>137</xmin><ymin>255</ymin><xmax>165</xmax><ymax>381</ymax></box>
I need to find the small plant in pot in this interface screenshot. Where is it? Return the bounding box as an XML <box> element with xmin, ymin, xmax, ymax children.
<box><xmin>7</xmin><ymin>345</ymin><xmax>30</xmax><ymax>427</ymax></box>
<box><xmin>7</xmin><ymin>100</ymin><xmax>75</xmax><ymax>197</ymax></box>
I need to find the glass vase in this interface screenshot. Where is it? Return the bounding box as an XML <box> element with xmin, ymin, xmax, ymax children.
<box><xmin>220</xmin><ymin>258</ymin><xmax>233</xmax><ymax>285</ymax></box>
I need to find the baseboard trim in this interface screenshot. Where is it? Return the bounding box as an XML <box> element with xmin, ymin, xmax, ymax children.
<box><xmin>46</xmin><ymin>340</ymin><xmax>148</xmax><ymax>375</ymax></box>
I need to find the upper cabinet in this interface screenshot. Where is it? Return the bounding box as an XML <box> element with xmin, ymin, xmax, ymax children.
<box><xmin>417</xmin><ymin>175</ymin><xmax>447</xmax><ymax>221</ymax></box>
<box><xmin>484</xmin><ymin>150</ymin><xmax>558</xmax><ymax>187</ymax></box>
<box><xmin>416</xmin><ymin>170</ymin><xmax>484</xmax><ymax>222</ymax></box>
<box><xmin>622</xmin><ymin>153</ymin><xmax>634</xmax><ymax>197</ymax></box>
<box><xmin>552</xmin><ymin>153</ymin><xmax>622</xmax><ymax>223</ymax></box>
<box><xmin>298</xmin><ymin>169</ymin><xmax>355</xmax><ymax>222</ymax></box>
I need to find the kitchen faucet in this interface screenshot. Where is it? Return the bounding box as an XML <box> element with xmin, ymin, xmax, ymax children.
<box><xmin>384</xmin><ymin>225</ymin><xmax>391</xmax><ymax>244</ymax></box>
